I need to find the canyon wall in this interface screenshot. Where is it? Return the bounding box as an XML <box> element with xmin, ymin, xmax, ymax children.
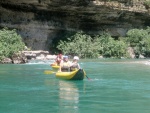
<box><xmin>0</xmin><ymin>0</ymin><xmax>150</xmax><ymax>51</ymax></box>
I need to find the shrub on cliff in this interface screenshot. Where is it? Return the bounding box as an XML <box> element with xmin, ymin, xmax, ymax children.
<box><xmin>94</xmin><ymin>33</ymin><xmax>127</xmax><ymax>58</ymax></box>
<box><xmin>57</xmin><ymin>32</ymin><xmax>127</xmax><ymax>58</ymax></box>
<box><xmin>57</xmin><ymin>32</ymin><xmax>99</xmax><ymax>58</ymax></box>
<box><xmin>126</xmin><ymin>27</ymin><xmax>150</xmax><ymax>58</ymax></box>
<box><xmin>0</xmin><ymin>28</ymin><xmax>25</xmax><ymax>61</ymax></box>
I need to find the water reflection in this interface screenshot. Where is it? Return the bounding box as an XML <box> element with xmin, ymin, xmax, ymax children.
<box><xmin>58</xmin><ymin>80</ymin><xmax>80</xmax><ymax>112</ymax></box>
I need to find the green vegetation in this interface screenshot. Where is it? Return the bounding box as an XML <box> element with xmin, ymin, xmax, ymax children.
<box><xmin>1</xmin><ymin>26</ymin><xmax>150</xmax><ymax>60</ymax></box>
<box><xmin>57</xmin><ymin>27</ymin><xmax>150</xmax><ymax>59</ymax></box>
<box><xmin>126</xmin><ymin>27</ymin><xmax>150</xmax><ymax>58</ymax></box>
<box><xmin>0</xmin><ymin>28</ymin><xmax>25</xmax><ymax>61</ymax></box>
<box><xmin>95</xmin><ymin>33</ymin><xmax>127</xmax><ymax>58</ymax></box>
<box><xmin>57</xmin><ymin>32</ymin><xmax>101</xmax><ymax>58</ymax></box>
<box><xmin>57</xmin><ymin>32</ymin><xmax>127</xmax><ymax>58</ymax></box>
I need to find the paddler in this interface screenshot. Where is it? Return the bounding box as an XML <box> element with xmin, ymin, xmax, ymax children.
<box><xmin>59</xmin><ymin>56</ymin><xmax>71</xmax><ymax>72</ymax></box>
<box><xmin>50</xmin><ymin>53</ymin><xmax>63</xmax><ymax>66</ymax></box>
<box><xmin>70</xmin><ymin>56</ymin><xmax>80</xmax><ymax>71</ymax></box>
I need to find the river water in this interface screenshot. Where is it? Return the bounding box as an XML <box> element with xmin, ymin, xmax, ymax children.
<box><xmin>0</xmin><ymin>59</ymin><xmax>150</xmax><ymax>113</ymax></box>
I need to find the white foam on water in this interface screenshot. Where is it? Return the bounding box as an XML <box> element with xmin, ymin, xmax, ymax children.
<box><xmin>92</xmin><ymin>78</ymin><xmax>102</xmax><ymax>81</ymax></box>
<box><xmin>25</xmin><ymin>60</ymin><xmax>54</xmax><ymax>65</ymax></box>
<box><xmin>144</xmin><ymin>61</ymin><xmax>150</xmax><ymax>65</ymax></box>
<box><xmin>84</xmin><ymin>78</ymin><xmax>102</xmax><ymax>81</ymax></box>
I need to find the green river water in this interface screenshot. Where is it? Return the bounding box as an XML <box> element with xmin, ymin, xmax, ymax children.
<box><xmin>0</xmin><ymin>59</ymin><xmax>150</xmax><ymax>113</ymax></box>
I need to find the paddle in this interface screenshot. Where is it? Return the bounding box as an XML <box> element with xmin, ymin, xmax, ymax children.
<box><xmin>83</xmin><ymin>69</ymin><xmax>91</xmax><ymax>80</ymax></box>
<box><xmin>44</xmin><ymin>70</ymin><xmax>56</xmax><ymax>74</ymax></box>
<box><xmin>85</xmin><ymin>75</ymin><xmax>91</xmax><ymax>80</ymax></box>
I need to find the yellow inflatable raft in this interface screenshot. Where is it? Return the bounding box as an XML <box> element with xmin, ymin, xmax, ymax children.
<box><xmin>51</xmin><ymin>64</ymin><xmax>60</xmax><ymax>71</ymax></box>
<box><xmin>51</xmin><ymin>65</ymin><xmax>60</xmax><ymax>69</ymax></box>
<box><xmin>55</xmin><ymin>69</ymin><xmax>85</xmax><ymax>80</ymax></box>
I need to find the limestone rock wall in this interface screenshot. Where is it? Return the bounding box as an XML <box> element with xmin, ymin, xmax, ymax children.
<box><xmin>0</xmin><ymin>0</ymin><xmax>150</xmax><ymax>51</ymax></box>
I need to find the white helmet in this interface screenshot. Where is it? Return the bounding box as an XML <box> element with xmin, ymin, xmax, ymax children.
<box><xmin>73</xmin><ymin>56</ymin><xmax>79</xmax><ymax>60</ymax></box>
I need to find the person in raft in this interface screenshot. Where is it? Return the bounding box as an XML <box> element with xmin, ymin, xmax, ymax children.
<box><xmin>59</xmin><ymin>56</ymin><xmax>71</xmax><ymax>72</ymax></box>
<box><xmin>70</xmin><ymin>56</ymin><xmax>80</xmax><ymax>71</ymax></box>
<box><xmin>55</xmin><ymin>54</ymin><xmax>63</xmax><ymax>65</ymax></box>
<box><xmin>51</xmin><ymin>54</ymin><xmax>63</xmax><ymax>66</ymax></box>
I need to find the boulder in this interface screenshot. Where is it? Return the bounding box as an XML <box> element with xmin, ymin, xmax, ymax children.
<box><xmin>36</xmin><ymin>54</ymin><xmax>46</xmax><ymax>60</ymax></box>
<box><xmin>22</xmin><ymin>50</ymin><xmax>49</xmax><ymax>60</ymax></box>
<box><xmin>46</xmin><ymin>55</ymin><xmax>57</xmax><ymax>60</ymax></box>
<box><xmin>11</xmin><ymin>52</ymin><xmax>28</xmax><ymax>64</ymax></box>
<box><xmin>127</xmin><ymin>47</ymin><xmax>135</xmax><ymax>58</ymax></box>
<box><xmin>1</xmin><ymin>58</ymin><xmax>12</xmax><ymax>64</ymax></box>
<box><xmin>139</xmin><ymin>54</ymin><xmax>145</xmax><ymax>59</ymax></box>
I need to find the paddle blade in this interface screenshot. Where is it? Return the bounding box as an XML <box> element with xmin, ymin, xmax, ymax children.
<box><xmin>44</xmin><ymin>70</ymin><xmax>55</xmax><ymax>74</ymax></box>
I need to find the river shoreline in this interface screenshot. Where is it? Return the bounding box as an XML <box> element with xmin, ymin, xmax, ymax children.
<box><xmin>0</xmin><ymin>50</ymin><xmax>57</xmax><ymax>64</ymax></box>
<box><xmin>1</xmin><ymin>50</ymin><xmax>150</xmax><ymax>65</ymax></box>
<box><xmin>25</xmin><ymin>58</ymin><xmax>150</xmax><ymax>66</ymax></box>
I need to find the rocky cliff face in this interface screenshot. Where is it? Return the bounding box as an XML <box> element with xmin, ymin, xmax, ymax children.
<box><xmin>0</xmin><ymin>0</ymin><xmax>150</xmax><ymax>51</ymax></box>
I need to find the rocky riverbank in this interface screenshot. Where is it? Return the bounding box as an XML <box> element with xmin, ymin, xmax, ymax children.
<box><xmin>0</xmin><ymin>50</ymin><xmax>57</xmax><ymax>64</ymax></box>
<box><xmin>1</xmin><ymin>50</ymin><xmax>150</xmax><ymax>65</ymax></box>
